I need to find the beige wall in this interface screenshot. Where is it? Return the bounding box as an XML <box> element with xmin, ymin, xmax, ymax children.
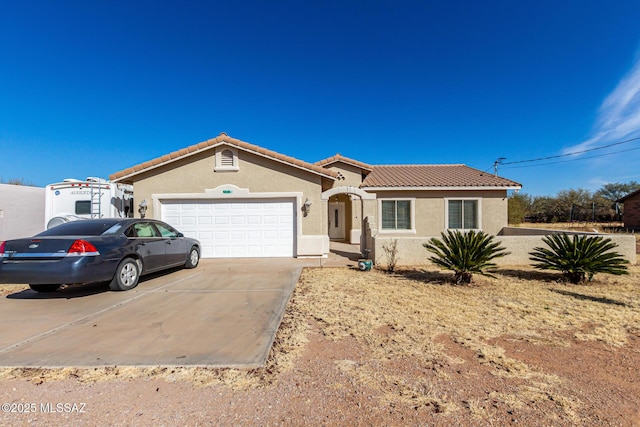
<box><xmin>325</xmin><ymin>162</ymin><xmax>365</xmax><ymax>188</ymax></box>
<box><xmin>374</xmin><ymin>233</ymin><xmax>636</xmax><ymax>267</ymax></box>
<box><xmin>372</xmin><ymin>189</ymin><xmax>509</xmax><ymax>237</ymax></box>
<box><xmin>130</xmin><ymin>146</ymin><xmax>327</xmax><ymax>235</ymax></box>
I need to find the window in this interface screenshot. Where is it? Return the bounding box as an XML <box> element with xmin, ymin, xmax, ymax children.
<box><xmin>381</xmin><ymin>200</ymin><xmax>411</xmax><ymax>230</ymax></box>
<box><xmin>75</xmin><ymin>200</ymin><xmax>91</xmax><ymax>215</ymax></box>
<box><xmin>447</xmin><ymin>199</ymin><xmax>479</xmax><ymax>230</ymax></box>
<box><xmin>155</xmin><ymin>222</ymin><xmax>180</xmax><ymax>238</ymax></box>
<box><xmin>131</xmin><ymin>222</ymin><xmax>159</xmax><ymax>238</ymax></box>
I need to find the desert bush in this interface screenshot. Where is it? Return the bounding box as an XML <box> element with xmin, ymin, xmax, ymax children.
<box><xmin>423</xmin><ymin>230</ymin><xmax>510</xmax><ymax>284</ymax></box>
<box><xmin>381</xmin><ymin>239</ymin><xmax>399</xmax><ymax>273</ymax></box>
<box><xmin>529</xmin><ymin>233</ymin><xmax>629</xmax><ymax>284</ymax></box>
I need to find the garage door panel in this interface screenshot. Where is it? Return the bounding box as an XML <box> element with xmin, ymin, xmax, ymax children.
<box><xmin>161</xmin><ymin>199</ymin><xmax>295</xmax><ymax>258</ymax></box>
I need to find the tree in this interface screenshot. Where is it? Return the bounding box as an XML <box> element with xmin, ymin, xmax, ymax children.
<box><xmin>596</xmin><ymin>181</ymin><xmax>640</xmax><ymax>203</ymax></box>
<box><xmin>529</xmin><ymin>233</ymin><xmax>629</xmax><ymax>284</ymax></box>
<box><xmin>423</xmin><ymin>230</ymin><xmax>510</xmax><ymax>284</ymax></box>
<box><xmin>1</xmin><ymin>177</ymin><xmax>34</xmax><ymax>186</ymax></box>
<box><xmin>508</xmin><ymin>192</ymin><xmax>532</xmax><ymax>224</ymax></box>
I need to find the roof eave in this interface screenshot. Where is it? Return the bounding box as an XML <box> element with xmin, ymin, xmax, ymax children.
<box><xmin>111</xmin><ymin>139</ymin><xmax>338</xmax><ymax>182</ymax></box>
<box><xmin>361</xmin><ymin>185</ymin><xmax>523</xmax><ymax>191</ymax></box>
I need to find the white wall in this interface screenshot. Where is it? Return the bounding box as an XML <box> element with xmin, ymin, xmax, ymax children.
<box><xmin>0</xmin><ymin>184</ymin><xmax>45</xmax><ymax>240</ymax></box>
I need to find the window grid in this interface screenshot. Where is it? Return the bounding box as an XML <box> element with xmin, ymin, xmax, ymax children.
<box><xmin>381</xmin><ymin>200</ymin><xmax>411</xmax><ymax>230</ymax></box>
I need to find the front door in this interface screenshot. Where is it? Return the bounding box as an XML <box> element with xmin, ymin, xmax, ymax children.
<box><xmin>328</xmin><ymin>202</ymin><xmax>345</xmax><ymax>240</ymax></box>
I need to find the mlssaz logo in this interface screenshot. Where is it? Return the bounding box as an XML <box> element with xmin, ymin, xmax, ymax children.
<box><xmin>29</xmin><ymin>243</ymin><xmax>40</xmax><ymax>249</ymax></box>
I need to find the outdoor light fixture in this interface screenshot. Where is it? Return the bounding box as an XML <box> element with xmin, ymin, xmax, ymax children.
<box><xmin>138</xmin><ymin>199</ymin><xmax>148</xmax><ymax>219</ymax></box>
<box><xmin>302</xmin><ymin>198</ymin><xmax>312</xmax><ymax>217</ymax></box>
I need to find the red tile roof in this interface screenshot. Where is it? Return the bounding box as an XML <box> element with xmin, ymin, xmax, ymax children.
<box><xmin>109</xmin><ymin>133</ymin><xmax>338</xmax><ymax>182</ymax></box>
<box><xmin>360</xmin><ymin>164</ymin><xmax>521</xmax><ymax>188</ymax></box>
<box><xmin>315</xmin><ymin>154</ymin><xmax>373</xmax><ymax>171</ymax></box>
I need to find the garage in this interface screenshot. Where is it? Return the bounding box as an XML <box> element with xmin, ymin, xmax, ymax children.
<box><xmin>161</xmin><ymin>199</ymin><xmax>295</xmax><ymax>258</ymax></box>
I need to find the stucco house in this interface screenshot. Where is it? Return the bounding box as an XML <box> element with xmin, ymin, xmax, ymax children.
<box><xmin>109</xmin><ymin>133</ymin><xmax>522</xmax><ymax>264</ymax></box>
<box><xmin>618</xmin><ymin>189</ymin><xmax>640</xmax><ymax>229</ymax></box>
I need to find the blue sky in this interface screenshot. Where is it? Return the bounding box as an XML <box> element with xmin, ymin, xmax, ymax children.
<box><xmin>2</xmin><ymin>1</ymin><xmax>640</xmax><ymax>196</ymax></box>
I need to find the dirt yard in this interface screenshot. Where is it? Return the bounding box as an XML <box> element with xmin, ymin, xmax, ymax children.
<box><xmin>1</xmin><ymin>265</ymin><xmax>639</xmax><ymax>426</ymax></box>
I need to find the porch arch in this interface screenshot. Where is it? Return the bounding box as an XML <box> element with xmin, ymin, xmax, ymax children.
<box><xmin>321</xmin><ymin>185</ymin><xmax>376</xmax><ymax>201</ymax></box>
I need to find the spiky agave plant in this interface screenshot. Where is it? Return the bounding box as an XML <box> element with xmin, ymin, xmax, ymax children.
<box><xmin>529</xmin><ymin>233</ymin><xmax>629</xmax><ymax>284</ymax></box>
<box><xmin>423</xmin><ymin>230</ymin><xmax>510</xmax><ymax>285</ymax></box>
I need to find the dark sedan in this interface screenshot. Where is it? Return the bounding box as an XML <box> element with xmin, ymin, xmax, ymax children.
<box><xmin>0</xmin><ymin>219</ymin><xmax>200</xmax><ymax>292</ymax></box>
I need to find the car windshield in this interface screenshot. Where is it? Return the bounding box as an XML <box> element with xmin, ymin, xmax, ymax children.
<box><xmin>37</xmin><ymin>220</ymin><xmax>122</xmax><ymax>237</ymax></box>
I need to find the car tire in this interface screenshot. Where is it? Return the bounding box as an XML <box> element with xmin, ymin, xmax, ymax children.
<box><xmin>185</xmin><ymin>246</ymin><xmax>200</xmax><ymax>269</ymax></box>
<box><xmin>109</xmin><ymin>257</ymin><xmax>140</xmax><ymax>291</ymax></box>
<box><xmin>29</xmin><ymin>284</ymin><xmax>60</xmax><ymax>293</ymax></box>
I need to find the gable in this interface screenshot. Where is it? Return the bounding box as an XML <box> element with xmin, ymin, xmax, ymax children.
<box><xmin>110</xmin><ymin>133</ymin><xmax>337</xmax><ymax>184</ymax></box>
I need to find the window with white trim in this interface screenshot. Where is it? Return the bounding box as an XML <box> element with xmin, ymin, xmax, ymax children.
<box><xmin>447</xmin><ymin>199</ymin><xmax>479</xmax><ymax>229</ymax></box>
<box><xmin>381</xmin><ymin>200</ymin><xmax>412</xmax><ymax>230</ymax></box>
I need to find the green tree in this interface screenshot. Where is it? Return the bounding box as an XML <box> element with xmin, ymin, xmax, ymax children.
<box><xmin>423</xmin><ymin>230</ymin><xmax>510</xmax><ymax>284</ymax></box>
<box><xmin>596</xmin><ymin>181</ymin><xmax>640</xmax><ymax>203</ymax></box>
<box><xmin>529</xmin><ymin>233</ymin><xmax>629</xmax><ymax>284</ymax></box>
<box><xmin>508</xmin><ymin>192</ymin><xmax>532</xmax><ymax>224</ymax></box>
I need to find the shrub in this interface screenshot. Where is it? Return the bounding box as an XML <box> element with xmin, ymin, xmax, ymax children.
<box><xmin>381</xmin><ymin>239</ymin><xmax>399</xmax><ymax>273</ymax></box>
<box><xmin>529</xmin><ymin>233</ymin><xmax>629</xmax><ymax>284</ymax></box>
<box><xmin>423</xmin><ymin>230</ymin><xmax>510</xmax><ymax>285</ymax></box>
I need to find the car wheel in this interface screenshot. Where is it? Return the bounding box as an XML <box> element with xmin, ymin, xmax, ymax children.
<box><xmin>29</xmin><ymin>284</ymin><xmax>60</xmax><ymax>293</ymax></box>
<box><xmin>185</xmin><ymin>246</ymin><xmax>200</xmax><ymax>269</ymax></box>
<box><xmin>109</xmin><ymin>257</ymin><xmax>140</xmax><ymax>291</ymax></box>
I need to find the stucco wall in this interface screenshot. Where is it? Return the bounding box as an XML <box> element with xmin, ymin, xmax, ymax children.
<box><xmin>373</xmin><ymin>232</ymin><xmax>637</xmax><ymax>268</ymax></box>
<box><xmin>0</xmin><ymin>184</ymin><xmax>45</xmax><ymax>240</ymax></box>
<box><xmin>130</xmin><ymin>146</ymin><xmax>326</xmax><ymax>235</ymax></box>
<box><xmin>325</xmin><ymin>162</ymin><xmax>365</xmax><ymax>188</ymax></box>
<box><xmin>372</xmin><ymin>189</ymin><xmax>508</xmax><ymax>236</ymax></box>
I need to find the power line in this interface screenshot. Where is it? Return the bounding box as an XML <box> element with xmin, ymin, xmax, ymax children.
<box><xmin>501</xmin><ymin>135</ymin><xmax>640</xmax><ymax>165</ymax></box>
<box><xmin>501</xmin><ymin>145</ymin><xmax>640</xmax><ymax>169</ymax></box>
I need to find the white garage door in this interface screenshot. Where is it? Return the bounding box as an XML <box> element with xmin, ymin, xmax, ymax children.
<box><xmin>161</xmin><ymin>199</ymin><xmax>295</xmax><ymax>258</ymax></box>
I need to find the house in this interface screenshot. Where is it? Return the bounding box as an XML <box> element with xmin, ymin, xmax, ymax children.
<box><xmin>0</xmin><ymin>183</ymin><xmax>45</xmax><ymax>241</ymax></box>
<box><xmin>618</xmin><ymin>189</ymin><xmax>640</xmax><ymax>229</ymax></box>
<box><xmin>109</xmin><ymin>133</ymin><xmax>522</xmax><ymax>264</ymax></box>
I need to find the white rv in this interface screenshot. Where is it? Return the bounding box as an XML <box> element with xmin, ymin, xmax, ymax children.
<box><xmin>45</xmin><ymin>177</ymin><xmax>134</xmax><ymax>229</ymax></box>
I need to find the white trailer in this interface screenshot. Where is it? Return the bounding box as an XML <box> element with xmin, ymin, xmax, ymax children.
<box><xmin>45</xmin><ymin>177</ymin><xmax>134</xmax><ymax>229</ymax></box>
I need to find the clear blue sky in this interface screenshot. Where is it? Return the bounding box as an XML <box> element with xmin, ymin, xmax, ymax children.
<box><xmin>2</xmin><ymin>1</ymin><xmax>640</xmax><ymax>196</ymax></box>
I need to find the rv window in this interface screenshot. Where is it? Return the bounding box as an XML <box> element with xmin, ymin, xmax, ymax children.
<box><xmin>75</xmin><ymin>200</ymin><xmax>91</xmax><ymax>215</ymax></box>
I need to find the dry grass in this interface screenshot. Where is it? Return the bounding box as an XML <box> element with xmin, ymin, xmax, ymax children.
<box><xmin>292</xmin><ymin>264</ymin><xmax>640</xmax><ymax>416</ymax></box>
<box><xmin>1</xmin><ymin>263</ymin><xmax>639</xmax><ymax>419</ymax></box>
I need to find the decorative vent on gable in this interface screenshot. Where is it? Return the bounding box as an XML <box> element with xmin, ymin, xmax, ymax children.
<box><xmin>215</xmin><ymin>147</ymin><xmax>239</xmax><ymax>172</ymax></box>
<box><xmin>221</xmin><ymin>149</ymin><xmax>234</xmax><ymax>166</ymax></box>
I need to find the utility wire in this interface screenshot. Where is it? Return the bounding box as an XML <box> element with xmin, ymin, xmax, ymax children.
<box><xmin>501</xmin><ymin>135</ymin><xmax>640</xmax><ymax>165</ymax></box>
<box><xmin>501</xmin><ymin>145</ymin><xmax>640</xmax><ymax>169</ymax></box>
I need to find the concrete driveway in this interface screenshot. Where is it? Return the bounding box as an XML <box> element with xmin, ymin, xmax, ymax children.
<box><xmin>0</xmin><ymin>258</ymin><xmax>315</xmax><ymax>368</ymax></box>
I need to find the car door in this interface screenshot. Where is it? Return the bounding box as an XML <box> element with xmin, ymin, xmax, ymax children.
<box><xmin>154</xmin><ymin>221</ymin><xmax>187</xmax><ymax>266</ymax></box>
<box><xmin>128</xmin><ymin>222</ymin><xmax>166</xmax><ymax>272</ymax></box>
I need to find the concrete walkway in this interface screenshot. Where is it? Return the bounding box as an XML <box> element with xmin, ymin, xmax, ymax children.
<box><xmin>0</xmin><ymin>258</ymin><xmax>315</xmax><ymax>368</ymax></box>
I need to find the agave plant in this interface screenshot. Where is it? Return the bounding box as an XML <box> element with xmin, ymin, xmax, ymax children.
<box><xmin>529</xmin><ymin>233</ymin><xmax>629</xmax><ymax>284</ymax></box>
<box><xmin>423</xmin><ymin>230</ymin><xmax>510</xmax><ymax>284</ymax></box>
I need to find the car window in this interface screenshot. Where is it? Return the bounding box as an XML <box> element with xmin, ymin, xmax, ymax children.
<box><xmin>37</xmin><ymin>220</ymin><xmax>121</xmax><ymax>236</ymax></box>
<box><xmin>132</xmin><ymin>222</ymin><xmax>160</xmax><ymax>238</ymax></box>
<box><xmin>155</xmin><ymin>222</ymin><xmax>179</xmax><ymax>238</ymax></box>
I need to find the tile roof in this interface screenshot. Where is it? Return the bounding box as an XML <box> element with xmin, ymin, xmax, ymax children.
<box><xmin>360</xmin><ymin>164</ymin><xmax>522</xmax><ymax>189</ymax></box>
<box><xmin>315</xmin><ymin>154</ymin><xmax>373</xmax><ymax>171</ymax></box>
<box><xmin>109</xmin><ymin>133</ymin><xmax>338</xmax><ymax>182</ymax></box>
